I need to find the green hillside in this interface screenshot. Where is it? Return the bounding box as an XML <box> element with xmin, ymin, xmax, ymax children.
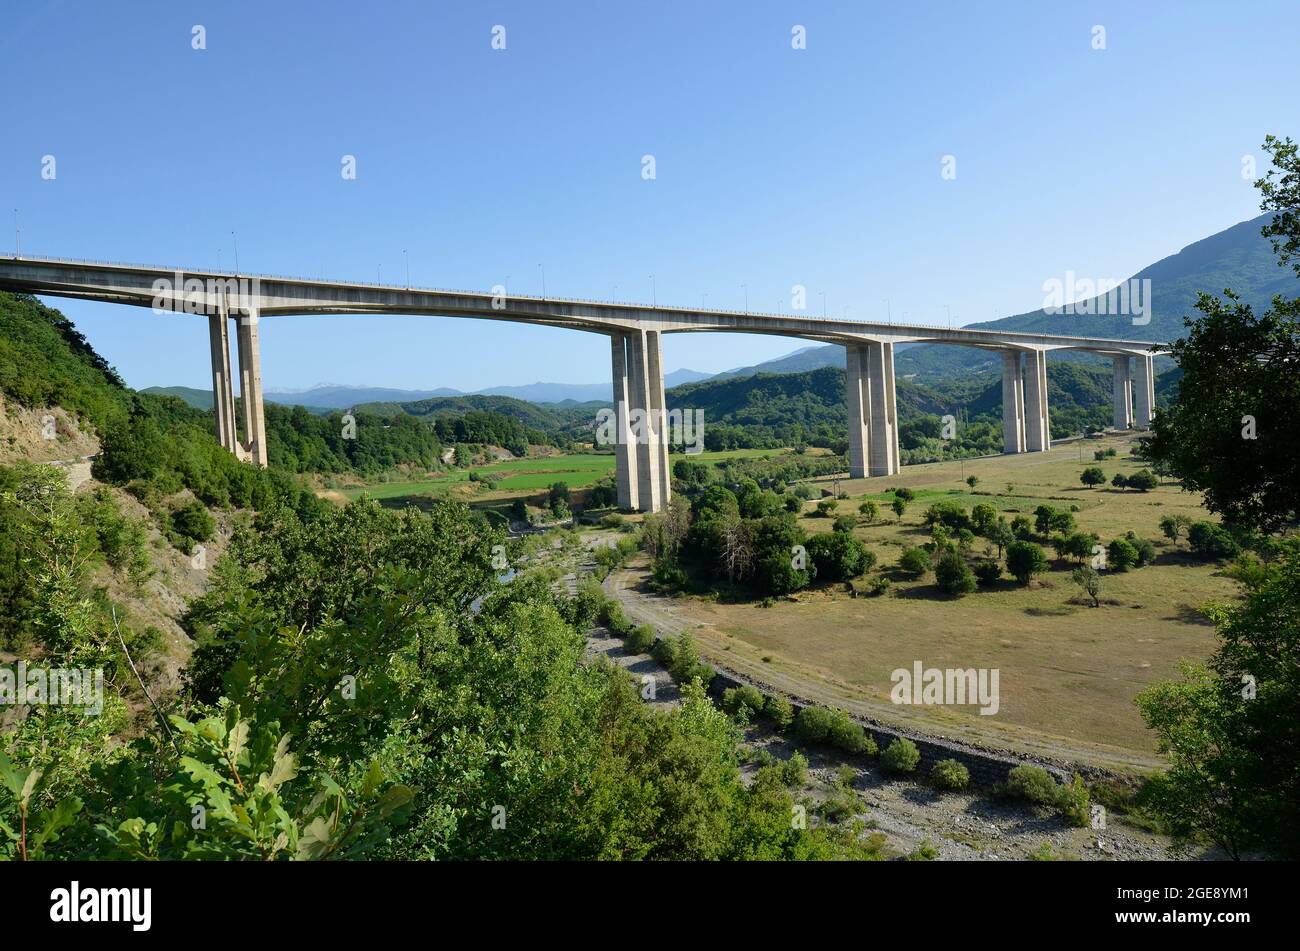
<box><xmin>142</xmin><ymin>385</ymin><xmax>213</xmax><ymax>410</ymax></box>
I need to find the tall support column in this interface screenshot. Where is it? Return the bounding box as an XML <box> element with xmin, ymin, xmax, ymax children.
<box><xmin>845</xmin><ymin>345</ymin><xmax>870</xmax><ymax>478</ymax></box>
<box><xmin>646</xmin><ymin>330</ymin><xmax>671</xmax><ymax>507</ymax></box>
<box><xmin>866</xmin><ymin>341</ymin><xmax>899</xmax><ymax>476</ymax></box>
<box><xmin>1132</xmin><ymin>353</ymin><xmax>1155</xmax><ymax>430</ymax></box>
<box><xmin>609</xmin><ymin>333</ymin><xmax>639</xmax><ymax>510</ymax></box>
<box><xmin>627</xmin><ymin>330</ymin><xmax>662</xmax><ymax>513</ymax></box>
<box><xmin>1112</xmin><ymin>355</ymin><xmax>1133</xmax><ymax>431</ymax></box>
<box><xmin>1001</xmin><ymin>350</ymin><xmax>1025</xmax><ymax>454</ymax></box>
<box><xmin>1023</xmin><ymin>349</ymin><xmax>1051</xmax><ymax>452</ymax></box>
<box><xmin>236</xmin><ymin>310</ymin><xmax>268</xmax><ymax>467</ymax></box>
<box><xmin>207</xmin><ymin>311</ymin><xmax>236</xmax><ymax>451</ymax></box>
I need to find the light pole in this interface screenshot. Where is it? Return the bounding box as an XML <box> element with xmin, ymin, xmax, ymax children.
<box><xmin>612</xmin><ymin>284</ymin><xmax>618</xmax><ymax>301</ymax></box>
<box><xmin>539</xmin><ymin>263</ymin><xmax>546</xmax><ymax>297</ymax></box>
<box><xmin>232</xmin><ymin>232</ymin><xmax>239</xmax><ymax>273</ymax></box>
<box><xmin>403</xmin><ymin>249</ymin><xmax>409</xmax><ymax>288</ymax></box>
<box><xmin>741</xmin><ymin>283</ymin><xmax>748</xmax><ymax>311</ymax></box>
<box><xmin>701</xmin><ymin>292</ymin><xmax>707</xmax><ymax>309</ymax></box>
<box><xmin>13</xmin><ymin>209</ymin><xmax>19</xmax><ymax>259</ymax></box>
<box><xmin>820</xmin><ymin>291</ymin><xmax>826</xmax><ymax>318</ymax></box>
<box><xmin>883</xmin><ymin>297</ymin><xmax>891</xmax><ymax>324</ymax></box>
<box><xmin>649</xmin><ymin>274</ymin><xmax>656</xmax><ymax>306</ymax></box>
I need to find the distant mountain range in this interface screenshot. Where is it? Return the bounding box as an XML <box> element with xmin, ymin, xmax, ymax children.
<box><xmin>149</xmin><ymin>213</ymin><xmax>1295</xmax><ymax>410</ymax></box>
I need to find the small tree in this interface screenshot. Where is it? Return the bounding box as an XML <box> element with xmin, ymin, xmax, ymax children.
<box><xmin>1072</xmin><ymin>565</ymin><xmax>1102</xmax><ymax>607</ymax></box>
<box><xmin>1111</xmin><ymin>473</ymin><xmax>1128</xmax><ymax>491</ymax></box>
<box><xmin>858</xmin><ymin>499</ymin><xmax>879</xmax><ymax>523</ymax></box>
<box><xmin>1080</xmin><ymin>466</ymin><xmax>1106</xmax><ymax>488</ymax></box>
<box><xmin>966</xmin><ymin>475</ymin><xmax>979</xmax><ymax>489</ymax></box>
<box><xmin>1107</xmin><ymin>538</ymin><xmax>1139</xmax><ymax>572</ymax></box>
<box><xmin>988</xmin><ymin>518</ymin><xmax>1015</xmax><ymax>559</ymax></box>
<box><xmin>1006</xmin><ymin>541</ymin><xmax>1048</xmax><ymax>585</ymax></box>
<box><xmin>934</xmin><ymin>550</ymin><xmax>977</xmax><ymax>596</ymax></box>
<box><xmin>891</xmin><ymin>497</ymin><xmax>908</xmax><ymax>521</ymax></box>
<box><xmin>897</xmin><ymin>547</ymin><xmax>932</xmax><ymax>577</ymax></box>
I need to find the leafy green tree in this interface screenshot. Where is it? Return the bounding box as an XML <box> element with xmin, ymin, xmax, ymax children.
<box><xmin>897</xmin><ymin>547</ymin><xmax>931</xmax><ymax>578</ymax></box>
<box><xmin>1107</xmin><ymin>538</ymin><xmax>1139</xmax><ymax>572</ymax></box>
<box><xmin>858</xmin><ymin>499</ymin><xmax>879</xmax><ymax>523</ymax></box>
<box><xmin>1080</xmin><ymin>466</ymin><xmax>1106</xmax><ymax>488</ymax></box>
<box><xmin>934</xmin><ymin>550</ymin><xmax>976</xmax><ymax>596</ymax></box>
<box><xmin>891</xmin><ymin>497</ymin><xmax>907</xmax><ymax>520</ymax></box>
<box><xmin>1072</xmin><ymin>565</ymin><xmax>1102</xmax><ymax>607</ymax></box>
<box><xmin>1006</xmin><ymin>541</ymin><xmax>1047</xmax><ymax>585</ymax></box>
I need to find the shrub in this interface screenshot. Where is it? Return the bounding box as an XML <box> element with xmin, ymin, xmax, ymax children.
<box><xmin>973</xmin><ymin>559</ymin><xmax>1002</xmax><ymax>587</ymax></box>
<box><xmin>171</xmin><ymin>500</ymin><xmax>215</xmax><ymax>544</ymax></box>
<box><xmin>600</xmin><ymin>513</ymin><xmax>625</xmax><ymax>529</ymax></box>
<box><xmin>625</xmin><ymin>623</ymin><xmax>656</xmax><ymax>653</ymax></box>
<box><xmin>722</xmin><ymin>684</ymin><xmax>765</xmax><ymax>718</ymax></box>
<box><xmin>815</xmin><ymin>499</ymin><xmax>837</xmax><ymax>517</ymax></box>
<box><xmin>1006</xmin><ymin>541</ymin><xmax>1048</xmax><ymax>584</ymax></box>
<box><xmin>793</xmin><ymin>706</ymin><xmax>835</xmax><ymax>744</ymax></box>
<box><xmin>832</xmin><ymin>514</ymin><xmax>857</xmax><ymax>534</ymax></box>
<box><xmin>970</xmin><ymin>503</ymin><xmax>998</xmax><ymax>534</ymax></box>
<box><xmin>1005</xmin><ymin>764</ymin><xmax>1059</xmax><ymax>805</ymax></box>
<box><xmin>893</xmin><ymin>487</ymin><xmax>916</xmax><ymax>502</ymax></box>
<box><xmin>1080</xmin><ymin>466</ymin><xmax>1106</xmax><ymax>487</ymax></box>
<box><xmin>880</xmin><ymin>737</ymin><xmax>921</xmax><ymax>774</ymax></box>
<box><xmin>826</xmin><ymin>709</ymin><xmax>875</xmax><ymax>756</ymax></box>
<box><xmin>898</xmin><ymin>547</ymin><xmax>932</xmax><ymax>577</ymax></box>
<box><xmin>764</xmin><ymin>694</ymin><xmax>794</xmax><ymax>729</ymax></box>
<box><xmin>780</xmin><ymin>751</ymin><xmax>808</xmax><ymax>787</ymax></box>
<box><xmin>1130</xmin><ymin>535</ymin><xmax>1157</xmax><ymax>567</ymax></box>
<box><xmin>866</xmin><ymin>575</ymin><xmax>892</xmax><ymax>597</ymax></box>
<box><xmin>923</xmin><ymin>500</ymin><xmax>970</xmax><ymax>530</ymax></box>
<box><xmin>1126</xmin><ymin>469</ymin><xmax>1158</xmax><ymax>492</ymax></box>
<box><xmin>934</xmin><ymin>550</ymin><xmax>977</xmax><ymax>595</ymax></box>
<box><xmin>904</xmin><ymin>838</ymin><xmax>940</xmax><ymax>861</ymax></box>
<box><xmin>1187</xmin><ymin>521</ymin><xmax>1241</xmax><ymax>561</ymax></box>
<box><xmin>1056</xmin><ymin>774</ymin><xmax>1091</xmax><ymax>828</ymax></box>
<box><xmin>930</xmin><ymin>759</ymin><xmax>970</xmax><ymax>791</ymax></box>
<box><xmin>1107</xmin><ymin>538</ymin><xmax>1139</xmax><ymax>572</ymax></box>
<box><xmin>806</xmin><ymin>530</ymin><xmax>872</xmax><ymax>581</ymax></box>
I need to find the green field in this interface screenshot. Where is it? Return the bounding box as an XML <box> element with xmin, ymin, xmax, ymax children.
<box><xmin>337</xmin><ymin>448</ymin><xmax>792</xmax><ymax>502</ymax></box>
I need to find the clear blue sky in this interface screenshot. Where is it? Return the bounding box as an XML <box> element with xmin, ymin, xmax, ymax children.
<box><xmin>3</xmin><ymin>0</ymin><xmax>1296</xmax><ymax>392</ymax></box>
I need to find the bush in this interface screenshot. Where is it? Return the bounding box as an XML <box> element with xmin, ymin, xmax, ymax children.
<box><xmin>1006</xmin><ymin>541</ymin><xmax>1048</xmax><ymax>584</ymax></box>
<box><xmin>880</xmin><ymin>737</ymin><xmax>921</xmax><ymax>774</ymax></box>
<box><xmin>722</xmin><ymin>684</ymin><xmax>765</xmax><ymax>718</ymax></box>
<box><xmin>1005</xmin><ymin>764</ymin><xmax>1059</xmax><ymax>805</ymax></box>
<box><xmin>1080</xmin><ymin>466</ymin><xmax>1106</xmax><ymax>487</ymax></box>
<box><xmin>865</xmin><ymin>575</ymin><xmax>892</xmax><ymax>597</ymax></box>
<box><xmin>1187</xmin><ymin>521</ymin><xmax>1241</xmax><ymax>561</ymax></box>
<box><xmin>624</xmin><ymin>623</ymin><xmax>656</xmax><ymax>654</ymax></box>
<box><xmin>793</xmin><ymin>706</ymin><xmax>834</xmax><ymax>744</ymax></box>
<box><xmin>898</xmin><ymin>547</ymin><xmax>932</xmax><ymax>577</ymax></box>
<box><xmin>171</xmin><ymin>500</ymin><xmax>215</xmax><ymax>544</ymax></box>
<box><xmin>826</xmin><ymin>709</ymin><xmax>875</xmax><ymax>756</ymax></box>
<box><xmin>764</xmin><ymin>694</ymin><xmax>794</xmax><ymax>729</ymax></box>
<box><xmin>1126</xmin><ymin>469</ymin><xmax>1158</xmax><ymax>492</ymax></box>
<box><xmin>780</xmin><ymin>751</ymin><xmax>808</xmax><ymax>788</ymax></box>
<box><xmin>934</xmin><ymin>550</ymin><xmax>977</xmax><ymax>595</ymax></box>
<box><xmin>600</xmin><ymin>513</ymin><xmax>625</xmax><ymax>529</ymax></box>
<box><xmin>832</xmin><ymin>514</ymin><xmax>857</xmax><ymax>534</ymax></box>
<box><xmin>930</xmin><ymin>759</ymin><xmax>970</xmax><ymax>791</ymax></box>
<box><xmin>973</xmin><ymin>560</ymin><xmax>1002</xmax><ymax>587</ymax></box>
<box><xmin>1107</xmin><ymin>538</ymin><xmax>1139</xmax><ymax>572</ymax></box>
<box><xmin>1056</xmin><ymin>774</ymin><xmax>1091</xmax><ymax>828</ymax></box>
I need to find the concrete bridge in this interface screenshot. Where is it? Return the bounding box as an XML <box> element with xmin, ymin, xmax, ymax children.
<box><xmin>0</xmin><ymin>257</ymin><xmax>1168</xmax><ymax>513</ymax></box>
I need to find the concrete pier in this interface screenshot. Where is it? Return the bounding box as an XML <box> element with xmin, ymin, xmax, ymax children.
<box><xmin>1023</xmin><ymin>348</ymin><xmax>1050</xmax><ymax>452</ymax></box>
<box><xmin>845</xmin><ymin>345</ymin><xmax>870</xmax><ymax>478</ymax></box>
<box><xmin>609</xmin><ymin>333</ymin><xmax>639</xmax><ymax>509</ymax></box>
<box><xmin>1002</xmin><ymin>350</ymin><xmax>1025</xmax><ymax>454</ymax></box>
<box><xmin>1112</xmin><ymin>355</ymin><xmax>1133</xmax><ymax>431</ymax></box>
<box><xmin>1132</xmin><ymin>353</ymin><xmax>1155</xmax><ymax>430</ymax></box>
<box><xmin>866</xmin><ymin>341</ymin><xmax>899</xmax><ymax>476</ymax></box>
<box><xmin>236</xmin><ymin>311</ymin><xmax>268</xmax><ymax>467</ymax></box>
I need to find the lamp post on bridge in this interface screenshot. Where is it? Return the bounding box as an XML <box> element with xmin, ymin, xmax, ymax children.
<box><xmin>231</xmin><ymin>232</ymin><xmax>239</xmax><ymax>274</ymax></box>
<box><xmin>741</xmin><ymin>283</ymin><xmax>747</xmax><ymax>312</ymax></box>
<box><xmin>539</xmin><ymin>264</ymin><xmax>546</xmax><ymax>298</ymax></box>
<box><xmin>13</xmin><ymin>209</ymin><xmax>19</xmax><ymax>259</ymax></box>
<box><xmin>404</xmin><ymin>249</ymin><xmax>409</xmax><ymax>289</ymax></box>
